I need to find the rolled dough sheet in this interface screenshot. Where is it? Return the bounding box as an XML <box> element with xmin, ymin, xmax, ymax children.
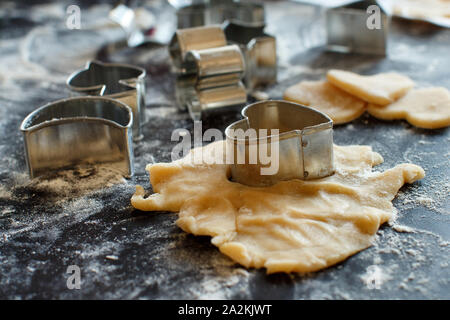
<box><xmin>131</xmin><ymin>141</ymin><xmax>424</xmax><ymax>273</ymax></box>
<box><xmin>327</xmin><ymin>69</ymin><xmax>415</xmax><ymax>106</ymax></box>
<box><xmin>131</xmin><ymin>141</ymin><xmax>425</xmax><ymax>274</ymax></box>
<box><xmin>283</xmin><ymin>80</ymin><xmax>367</xmax><ymax>124</ymax></box>
<box><xmin>368</xmin><ymin>87</ymin><xmax>450</xmax><ymax>129</ymax></box>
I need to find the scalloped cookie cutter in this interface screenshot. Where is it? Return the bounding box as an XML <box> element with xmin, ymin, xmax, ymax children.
<box><xmin>172</xmin><ymin>2</ymin><xmax>276</xmax><ymax>91</ymax></box>
<box><xmin>169</xmin><ymin>26</ymin><xmax>247</xmax><ymax>120</ymax></box>
<box><xmin>224</xmin><ymin>21</ymin><xmax>276</xmax><ymax>90</ymax></box>
<box><xmin>225</xmin><ymin>100</ymin><xmax>334</xmax><ymax>187</ymax></box>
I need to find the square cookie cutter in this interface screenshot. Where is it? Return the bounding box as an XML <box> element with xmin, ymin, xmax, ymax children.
<box><xmin>67</xmin><ymin>60</ymin><xmax>146</xmax><ymax>141</ymax></box>
<box><xmin>225</xmin><ymin>100</ymin><xmax>334</xmax><ymax>187</ymax></box>
<box><xmin>20</xmin><ymin>96</ymin><xmax>134</xmax><ymax>179</ymax></box>
<box><xmin>326</xmin><ymin>0</ymin><xmax>389</xmax><ymax>55</ymax></box>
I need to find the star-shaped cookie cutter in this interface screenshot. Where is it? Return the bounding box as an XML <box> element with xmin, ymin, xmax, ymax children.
<box><xmin>67</xmin><ymin>60</ymin><xmax>146</xmax><ymax>140</ymax></box>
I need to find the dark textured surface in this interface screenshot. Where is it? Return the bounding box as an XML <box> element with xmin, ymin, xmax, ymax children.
<box><xmin>0</xmin><ymin>1</ymin><xmax>449</xmax><ymax>299</ymax></box>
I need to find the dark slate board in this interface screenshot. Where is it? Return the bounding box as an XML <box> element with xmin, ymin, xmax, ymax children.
<box><xmin>0</xmin><ymin>1</ymin><xmax>449</xmax><ymax>299</ymax></box>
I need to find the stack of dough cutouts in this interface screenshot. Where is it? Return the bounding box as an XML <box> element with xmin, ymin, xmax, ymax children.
<box><xmin>284</xmin><ymin>69</ymin><xmax>450</xmax><ymax>129</ymax></box>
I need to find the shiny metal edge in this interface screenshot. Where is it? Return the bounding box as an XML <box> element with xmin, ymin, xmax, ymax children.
<box><xmin>20</xmin><ymin>96</ymin><xmax>134</xmax><ymax>179</ymax></box>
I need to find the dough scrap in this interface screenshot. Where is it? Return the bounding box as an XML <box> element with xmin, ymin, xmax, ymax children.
<box><xmin>131</xmin><ymin>141</ymin><xmax>425</xmax><ymax>274</ymax></box>
<box><xmin>327</xmin><ymin>69</ymin><xmax>415</xmax><ymax>106</ymax></box>
<box><xmin>283</xmin><ymin>80</ymin><xmax>367</xmax><ymax>124</ymax></box>
<box><xmin>368</xmin><ymin>87</ymin><xmax>450</xmax><ymax>129</ymax></box>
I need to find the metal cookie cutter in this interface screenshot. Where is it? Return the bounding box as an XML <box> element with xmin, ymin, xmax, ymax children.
<box><xmin>183</xmin><ymin>43</ymin><xmax>245</xmax><ymax>89</ymax></box>
<box><xmin>175</xmin><ymin>0</ymin><xmax>226</xmax><ymax>29</ymax></box>
<box><xmin>20</xmin><ymin>96</ymin><xmax>134</xmax><ymax>179</ymax></box>
<box><xmin>67</xmin><ymin>60</ymin><xmax>146</xmax><ymax>141</ymax></box>
<box><xmin>224</xmin><ymin>21</ymin><xmax>277</xmax><ymax>91</ymax></box>
<box><xmin>174</xmin><ymin>0</ymin><xmax>265</xmax><ymax>29</ymax></box>
<box><xmin>326</xmin><ymin>0</ymin><xmax>389</xmax><ymax>55</ymax></box>
<box><xmin>225</xmin><ymin>100</ymin><xmax>334</xmax><ymax>187</ymax></box>
<box><xmin>170</xmin><ymin>25</ymin><xmax>247</xmax><ymax>119</ymax></box>
<box><xmin>109</xmin><ymin>3</ymin><xmax>147</xmax><ymax>47</ymax></box>
<box><xmin>173</xmin><ymin>1</ymin><xmax>276</xmax><ymax>91</ymax></box>
<box><xmin>176</xmin><ymin>74</ymin><xmax>246</xmax><ymax>120</ymax></box>
<box><xmin>169</xmin><ymin>25</ymin><xmax>228</xmax><ymax>72</ymax></box>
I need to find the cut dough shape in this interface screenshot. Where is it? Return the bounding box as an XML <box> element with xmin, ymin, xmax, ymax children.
<box><xmin>368</xmin><ymin>87</ymin><xmax>450</xmax><ymax>129</ymax></box>
<box><xmin>392</xmin><ymin>0</ymin><xmax>450</xmax><ymax>19</ymax></box>
<box><xmin>327</xmin><ymin>69</ymin><xmax>415</xmax><ymax>106</ymax></box>
<box><xmin>131</xmin><ymin>141</ymin><xmax>425</xmax><ymax>274</ymax></box>
<box><xmin>283</xmin><ymin>80</ymin><xmax>367</xmax><ymax>124</ymax></box>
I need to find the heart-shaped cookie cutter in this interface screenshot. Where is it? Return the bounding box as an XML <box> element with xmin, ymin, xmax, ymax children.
<box><xmin>225</xmin><ymin>100</ymin><xmax>334</xmax><ymax>187</ymax></box>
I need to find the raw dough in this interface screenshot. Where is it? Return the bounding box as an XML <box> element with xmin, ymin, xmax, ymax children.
<box><xmin>131</xmin><ymin>141</ymin><xmax>425</xmax><ymax>274</ymax></box>
<box><xmin>368</xmin><ymin>87</ymin><xmax>450</xmax><ymax>129</ymax></box>
<box><xmin>283</xmin><ymin>80</ymin><xmax>367</xmax><ymax>124</ymax></box>
<box><xmin>392</xmin><ymin>0</ymin><xmax>450</xmax><ymax>19</ymax></box>
<box><xmin>327</xmin><ymin>70</ymin><xmax>415</xmax><ymax>106</ymax></box>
